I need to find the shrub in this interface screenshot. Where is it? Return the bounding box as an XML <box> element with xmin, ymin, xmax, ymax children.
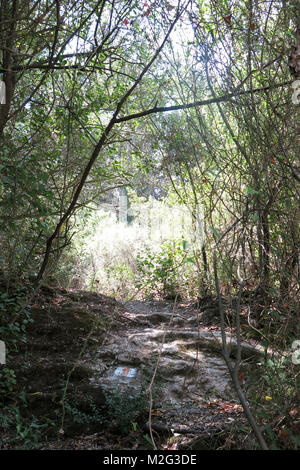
<box><xmin>244</xmin><ymin>353</ymin><xmax>300</xmax><ymax>449</ymax></box>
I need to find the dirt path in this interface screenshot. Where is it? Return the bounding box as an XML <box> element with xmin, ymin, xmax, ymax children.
<box><xmin>97</xmin><ymin>299</ymin><xmax>235</xmax><ymax>401</ymax></box>
<box><xmin>6</xmin><ymin>289</ymin><xmax>262</xmax><ymax>450</ymax></box>
<box><xmin>87</xmin><ymin>298</ymin><xmax>259</xmax><ymax>448</ymax></box>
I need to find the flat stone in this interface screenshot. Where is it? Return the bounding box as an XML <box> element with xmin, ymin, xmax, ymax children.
<box><xmin>113</xmin><ymin>366</ymin><xmax>138</xmax><ymax>378</ymax></box>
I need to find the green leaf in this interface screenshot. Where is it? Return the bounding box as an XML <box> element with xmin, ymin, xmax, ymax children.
<box><xmin>143</xmin><ymin>434</ymin><xmax>153</xmax><ymax>446</ymax></box>
<box><xmin>246</xmin><ymin>187</ymin><xmax>260</xmax><ymax>195</ymax></box>
<box><xmin>209</xmin><ymin>226</ymin><xmax>220</xmax><ymax>239</ymax></box>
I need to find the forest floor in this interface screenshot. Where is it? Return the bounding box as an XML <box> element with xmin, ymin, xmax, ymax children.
<box><xmin>1</xmin><ymin>286</ymin><xmax>267</xmax><ymax>450</ymax></box>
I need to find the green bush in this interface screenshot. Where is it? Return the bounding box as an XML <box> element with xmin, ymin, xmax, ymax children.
<box><xmin>102</xmin><ymin>385</ymin><xmax>148</xmax><ymax>434</ymax></box>
<box><xmin>135</xmin><ymin>239</ymin><xmax>187</xmax><ymax>298</ymax></box>
<box><xmin>245</xmin><ymin>354</ymin><xmax>300</xmax><ymax>449</ymax></box>
<box><xmin>0</xmin><ymin>284</ymin><xmax>34</xmax><ymax>404</ymax></box>
<box><xmin>63</xmin><ymin>386</ymin><xmax>148</xmax><ymax>435</ymax></box>
<box><xmin>0</xmin><ymin>404</ymin><xmax>50</xmax><ymax>449</ymax></box>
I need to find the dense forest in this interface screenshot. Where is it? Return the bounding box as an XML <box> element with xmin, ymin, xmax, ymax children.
<box><xmin>0</xmin><ymin>0</ymin><xmax>299</xmax><ymax>452</ymax></box>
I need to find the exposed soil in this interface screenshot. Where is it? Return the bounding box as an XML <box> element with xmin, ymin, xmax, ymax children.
<box><xmin>1</xmin><ymin>287</ymin><xmax>266</xmax><ymax>450</ymax></box>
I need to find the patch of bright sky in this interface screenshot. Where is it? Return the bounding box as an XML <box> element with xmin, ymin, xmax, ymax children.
<box><xmin>62</xmin><ymin>3</ymin><xmax>229</xmax><ymax>120</ymax></box>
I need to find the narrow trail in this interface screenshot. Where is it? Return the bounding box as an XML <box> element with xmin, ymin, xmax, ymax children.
<box><xmin>12</xmin><ymin>289</ymin><xmax>263</xmax><ymax>449</ymax></box>
<box><xmin>89</xmin><ymin>298</ymin><xmax>261</xmax><ymax>444</ymax></box>
<box><xmin>97</xmin><ymin>299</ymin><xmax>234</xmax><ymax>402</ymax></box>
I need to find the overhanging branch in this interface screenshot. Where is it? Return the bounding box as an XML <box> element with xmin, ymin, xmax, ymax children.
<box><xmin>115</xmin><ymin>80</ymin><xmax>293</xmax><ymax>123</ymax></box>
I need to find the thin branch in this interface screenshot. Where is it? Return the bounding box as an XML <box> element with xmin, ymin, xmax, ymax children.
<box><xmin>114</xmin><ymin>80</ymin><xmax>293</xmax><ymax>124</ymax></box>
